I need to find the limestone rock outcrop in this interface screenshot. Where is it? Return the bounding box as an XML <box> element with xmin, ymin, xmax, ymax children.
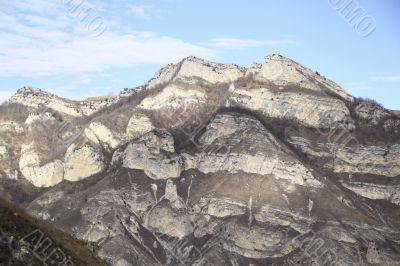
<box><xmin>88</xmin><ymin>122</ymin><xmax>121</xmax><ymax>149</ymax></box>
<box><xmin>144</xmin><ymin>201</ymin><xmax>193</xmax><ymax>239</ymax></box>
<box><xmin>63</xmin><ymin>144</ymin><xmax>105</xmax><ymax>182</ymax></box>
<box><xmin>117</xmin><ymin>130</ymin><xmax>183</xmax><ymax>179</ymax></box>
<box><xmin>354</xmin><ymin>102</ymin><xmax>391</xmax><ymax>125</ymax></box>
<box><xmin>226</xmin><ymin>86</ymin><xmax>353</xmax><ymax>128</ymax></box>
<box><xmin>288</xmin><ymin>136</ymin><xmax>400</xmax><ymax>178</ymax></box>
<box><xmin>148</xmin><ymin>56</ymin><xmax>245</xmax><ymax>88</ymax></box>
<box><xmin>0</xmin><ymin>146</ymin><xmax>8</xmax><ymax>161</ymax></box>
<box><xmin>9</xmin><ymin>87</ymin><xmax>119</xmax><ymax>117</ymax></box>
<box><xmin>125</xmin><ymin>113</ymin><xmax>155</xmax><ymax>140</ymax></box>
<box><xmin>334</xmin><ymin>144</ymin><xmax>400</xmax><ymax>177</ymax></box>
<box><xmin>19</xmin><ymin>142</ymin><xmax>64</xmax><ymax>187</ymax></box>
<box><xmin>341</xmin><ymin>182</ymin><xmax>400</xmax><ymax>205</ymax></box>
<box><xmin>253</xmin><ymin>54</ymin><xmax>354</xmax><ymax>102</ymax></box>
<box><xmin>139</xmin><ymin>84</ymin><xmax>206</xmax><ymax>110</ymax></box>
<box><xmin>184</xmin><ymin>114</ymin><xmax>321</xmax><ymax>187</ymax></box>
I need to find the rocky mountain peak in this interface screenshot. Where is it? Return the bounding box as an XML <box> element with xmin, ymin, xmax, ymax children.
<box><xmin>10</xmin><ymin>86</ymin><xmax>56</xmax><ymax>106</ymax></box>
<box><xmin>148</xmin><ymin>55</ymin><xmax>246</xmax><ymax>89</ymax></box>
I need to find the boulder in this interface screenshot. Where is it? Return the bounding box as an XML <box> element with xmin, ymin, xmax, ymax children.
<box><xmin>118</xmin><ymin>130</ymin><xmax>183</xmax><ymax>179</ymax></box>
<box><xmin>125</xmin><ymin>113</ymin><xmax>155</xmax><ymax>140</ymax></box>
<box><xmin>64</xmin><ymin>144</ymin><xmax>105</xmax><ymax>182</ymax></box>
<box><xmin>88</xmin><ymin>122</ymin><xmax>121</xmax><ymax>149</ymax></box>
<box><xmin>19</xmin><ymin>142</ymin><xmax>64</xmax><ymax>187</ymax></box>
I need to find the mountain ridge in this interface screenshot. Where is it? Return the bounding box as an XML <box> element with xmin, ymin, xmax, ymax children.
<box><xmin>1</xmin><ymin>54</ymin><xmax>400</xmax><ymax>265</ymax></box>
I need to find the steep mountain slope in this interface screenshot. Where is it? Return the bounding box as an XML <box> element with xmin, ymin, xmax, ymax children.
<box><xmin>0</xmin><ymin>198</ymin><xmax>107</xmax><ymax>266</ymax></box>
<box><xmin>1</xmin><ymin>54</ymin><xmax>400</xmax><ymax>265</ymax></box>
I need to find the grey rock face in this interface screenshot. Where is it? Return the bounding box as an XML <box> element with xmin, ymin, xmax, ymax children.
<box><xmin>384</xmin><ymin>118</ymin><xmax>400</xmax><ymax>134</ymax></box>
<box><xmin>118</xmin><ymin>130</ymin><xmax>183</xmax><ymax>180</ymax></box>
<box><xmin>184</xmin><ymin>114</ymin><xmax>321</xmax><ymax>187</ymax></box>
<box><xmin>355</xmin><ymin>102</ymin><xmax>391</xmax><ymax>125</ymax></box>
<box><xmin>341</xmin><ymin>181</ymin><xmax>400</xmax><ymax>206</ymax></box>
<box><xmin>64</xmin><ymin>144</ymin><xmax>105</xmax><ymax>182</ymax></box>
<box><xmin>227</xmin><ymin>87</ymin><xmax>354</xmax><ymax>128</ymax></box>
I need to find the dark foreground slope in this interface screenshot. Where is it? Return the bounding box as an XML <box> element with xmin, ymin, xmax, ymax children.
<box><xmin>0</xmin><ymin>198</ymin><xmax>107</xmax><ymax>266</ymax></box>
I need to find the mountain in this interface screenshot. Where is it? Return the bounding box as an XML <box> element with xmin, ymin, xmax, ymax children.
<box><xmin>1</xmin><ymin>54</ymin><xmax>400</xmax><ymax>265</ymax></box>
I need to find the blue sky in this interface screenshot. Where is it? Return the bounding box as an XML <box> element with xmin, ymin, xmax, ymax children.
<box><xmin>0</xmin><ymin>0</ymin><xmax>399</xmax><ymax>109</ymax></box>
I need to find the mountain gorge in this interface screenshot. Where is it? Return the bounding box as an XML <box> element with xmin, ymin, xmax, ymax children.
<box><xmin>1</xmin><ymin>54</ymin><xmax>400</xmax><ymax>265</ymax></box>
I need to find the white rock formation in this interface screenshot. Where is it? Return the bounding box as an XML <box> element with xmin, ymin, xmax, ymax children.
<box><xmin>118</xmin><ymin>130</ymin><xmax>183</xmax><ymax>179</ymax></box>
<box><xmin>84</xmin><ymin>127</ymin><xmax>101</xmax><ymax>146</ymax></box>
<box><xmin>334</xmin><ymin>144</ymin><xmax>400</xmax><ymax>177</ymax></box>
<box><xmin>144</xmin><ymin>203</ymin><xmax>193</xmax><ymax>239</ymax></box>
<box><xmin>254</xmin><ymin>205</ymin><xmax>314</xmax><ymax>233</ymax></box>
<box><xmin>2</xmin><ymin>169</ymin><xmax>18</xmax><ymax>180</ymax></box>
<box><xmin>227</xmin><ymin>87</ymin><xmax>352</xmax><ymax>129</ymax></box>
<box><xmin>214</xmin><ymin>221</ymin><xmax>293</xmax><ymax>259</ymax></box>
<box><xmin>125</xmin><ymin>113</ymin><xmax>154</xmax><ymax>140</ymax></box>
<box><xmin>19</xmin><ymin>143</ymin><xmax>64</xmax><ymax>187</ymax></box>
<box><xmin>288</xmin><ymin>137</ymin><xmax>400</xmax><ymax>178</ymax></box>
<box><xmin>354</xmin><ymin>102</ymin><xmax>391</xmax><ymax>125</ymax></box>
<box><xmin>147</xmin><ymin>63</ymin><xmax>179</xmax><ymax>89</ymax></box>
<box><xmin>341</xmin><ymin>182</ymin><xmax>400</xmax><ymax>205</ymax></box>
<box><xmin>10</xmin><ymin>87</ymin><xmax>82</xmax><ymax>116</ymax></box>
<box><xmin>0</xmin><ymin>146</ymin><xmax>9</xmax><ymax>161</ymax></box>
<box><xmin>9</xmin><ymin>87</ymin><xmax>119</xmax><ymax>117</ymax></box>
<box><xmin>253</xmin><ymin>54</ymin><xmax>354</xmax><ymax>101</ymax></box>
<box><xmin>184</xmin><ymin>114</ymin><xmax>321</xmax><ymax>187</ymax></box>
<box><xmin>164</xmin><ymin>179</ymin><xmax>185</xmax><ymax>209</ymax></box>
<box><xmin>147</xmin><ymin>56</ymin><xmax>245</xmax><ymax>89</ymax></box>
<box><xmin>0</xmin><ymin>121</ymin><xmax>24</xmax><ymax>134</ymax></box>
<box><xmin>192</xmin><ymin>197</ymin><xmax>247</xmax><ymax>218</ymax></box>
<box><xmin>63</xmin><ymin>144</ymin><xmax>105</xmax><ymax>182</ymax></box>
<box><xmin>177</xmin><ymin>56</ymin><xmax>245</xmax><ymax>84</ymax></box>
<box><xmin>139</xmin><ymin>84</ymin><xmax>206</xmax><ymax>110</ymax></box>
<box><xmin>88</xmin><ymin>122</ymin><xmax>121</xmax><ymax>149</ymax></box>
<box><xmin>25</xmin><ymin>112</ymin><xmax>56</xmax><ymax>125</ymax></box>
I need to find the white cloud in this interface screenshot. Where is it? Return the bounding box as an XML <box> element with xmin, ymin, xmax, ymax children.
<box><xmin>128</xmin><ymin>5</ymin><xmax>159</xmax><ymax>19</ymax></box>
<box><xmin>206</xmin><ymin>38</ymin><xmax>292</xmax><ymax>49</ymax></box>
<box><xmin>0</xmin><ymin>2</ymin><xmax>291</xmax><ymax>80</ymax></box>
<box><xmin>0</xmin><ymin>2</ymin><xmax>215</xmax><ymax>77</ymax></box>
<box><xmin>0</xmin><ymin>31</ymin><xmax>216</xmax><ymax>76</ymax></box>
<box><xmin>344</xmin><ymin>82</ymin><xmax>372</xmax><ymax>91</ymax></box>
<box><xmin>370</xmin><ymin>75</ymin><xmax>400</xmax><ymax>82</ymax></box>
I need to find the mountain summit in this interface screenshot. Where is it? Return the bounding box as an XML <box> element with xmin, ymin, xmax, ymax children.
<box><xmin>1</xmin><ymin>54</ymin><xmax>400</xmax><ymax>265</ymax></box>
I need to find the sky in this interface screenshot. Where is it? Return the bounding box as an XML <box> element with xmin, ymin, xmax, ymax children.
<box><xmin>0</xmin><ymin>0</ymin><xmax>399</xmax><ymax>109</ymax></box>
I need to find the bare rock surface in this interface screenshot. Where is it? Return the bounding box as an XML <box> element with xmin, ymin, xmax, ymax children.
<box><xmin>64</xmin><ymin>144</ymin><xmax>105</xmax><ymax>182</ymax></box>
<box><xmin>118</xmin><ymin>130</ymin><xmax>183</xmax><ymax>179</ymax></box>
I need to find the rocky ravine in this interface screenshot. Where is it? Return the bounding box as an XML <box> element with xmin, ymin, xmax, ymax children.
<box><xmin>1</xmin><ymin>54</ymin><xmax>400</xmax><ymax>265</ymax></box>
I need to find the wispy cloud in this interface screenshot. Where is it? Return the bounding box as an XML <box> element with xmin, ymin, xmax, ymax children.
<box><xmin>370</xmin><ymin>75</ymin><xmax>400</xmax><ymax>82</ymax></box>
<box><xmin>128</xmin><ymin>5</ymin><xmax>159</xmax><ymax>19</ymax></box>
<box><xmin>0</xmin><ymin>31</ymin><xmax>216</xmax><ymax>76</ymax></box>
<box><xmin>0</xmin><ymin>2</ymin><xmax>215</xmax><ymax>77</ymax></box>
<box><xmin>343</xmin><ymin>82</ymin><xmax>372</xmax><ymax>91</ymax></box>
<box><xmin>0</xmin><ymin>1</ymin><xmax>294</xmax><ymax>101</ymax></box>
<box><xmin>206</xmin><ymin>38</ymin><xmax>293</xmax><ymax>49</ymax></box>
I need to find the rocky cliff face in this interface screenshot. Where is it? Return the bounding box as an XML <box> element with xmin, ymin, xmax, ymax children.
<box><xmin>1</xmin><ymin>54</ymin><xmax>400</xmax><ymax>266</ymax></box>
